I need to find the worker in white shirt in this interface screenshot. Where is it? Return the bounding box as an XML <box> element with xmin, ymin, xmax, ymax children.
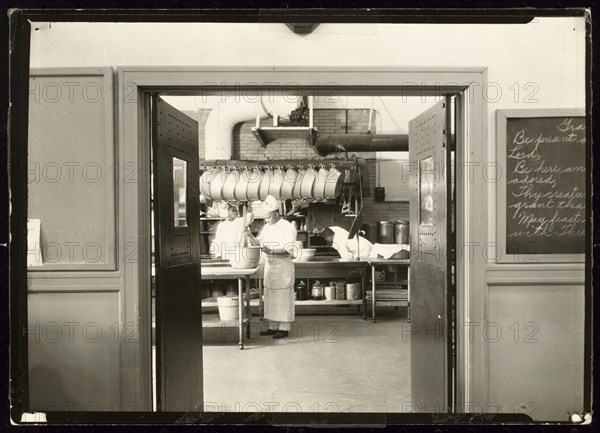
<box><xmin>246</xmin><ymin>195</ymin><xmax>297</xmax><ymax>339</ymax></box>
<box><xmin>210</xmin><ymin>204</ymin><xmax>253</xmax><ymax>260</ymax></box>
<box><xmin>321</xmin><ymin>226</ymin><xmax>373</xmax><ymax>260</ymax></box>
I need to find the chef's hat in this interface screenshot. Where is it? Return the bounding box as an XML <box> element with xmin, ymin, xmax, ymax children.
<box><xmin>263</xmin><ymin>195</ymin><xmax>281</xmax><ymax>212</ymax></box>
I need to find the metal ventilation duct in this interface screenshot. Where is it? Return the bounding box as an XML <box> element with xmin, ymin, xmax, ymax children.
<box><xmin>314</xmin><ymin>134</ymin><xmax>409</xmax><ymax>155</ymax></box>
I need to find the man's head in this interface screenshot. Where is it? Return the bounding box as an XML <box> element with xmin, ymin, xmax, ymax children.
<box><xmin>263</xmin><ymin>195</ymin><xmax>281</xmax><ymax>225</ymax></box>
<box><xmin>265</xmin><ymin>209</ymin><xmax>280</xmax><ymax>224</ymax></box>
<box><xmin>322</xmin><ymin>228</ymin><xmax>335</xmax><ymax>245</ymax></box>
<box><xmin>227</xmin><ymin>205</ymin><xmax>239</xmax><ymax>221</ymax></box>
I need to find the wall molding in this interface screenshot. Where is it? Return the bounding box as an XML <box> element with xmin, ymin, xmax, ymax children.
<box><xmin>486</xmin><ymin>263</ymin><xmax>584</xmax><ymax>286</ymax></box>
<box><xmin>28</xmin><ymin>271</ymin><xmax>123</xmax><ymax>279</ymax></box>
<box><xmin>27</xmin><ymin>286</ymin><xmax>121</xmax><ymax>293</ymax></box>
<box><xmin>486</xmin><ymin>278</ymin><xmax>585</xmax><ymax>286</ymax></box>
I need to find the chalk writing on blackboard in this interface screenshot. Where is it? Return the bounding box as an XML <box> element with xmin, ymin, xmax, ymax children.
<box><xmin>506</xmin><ymin>117</ymin><xmax>585</xmax><ymax>255</ymax></box>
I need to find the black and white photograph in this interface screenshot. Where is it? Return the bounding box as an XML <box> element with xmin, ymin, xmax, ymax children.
<box><xmin>4</xmin><ymin>7</ymin><xmax>594</xmax><ymax>428</ymax></box>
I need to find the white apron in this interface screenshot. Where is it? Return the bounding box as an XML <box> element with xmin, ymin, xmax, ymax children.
<box><xmin>263</xmin><ymin>255</ymin><xmax>295</xmax><ymax>323</ymax></box>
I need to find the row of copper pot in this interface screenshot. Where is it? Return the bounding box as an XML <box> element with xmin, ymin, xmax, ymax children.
<box><xmin>200</xmin><ymin>165</ymin><xmax>343</xmax><ymax>201</ymax></box>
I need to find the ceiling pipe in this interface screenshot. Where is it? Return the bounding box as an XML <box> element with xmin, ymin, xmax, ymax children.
<box><xmin>314</xmin><ymin>133</ymin><xmax>456</xmax><ymax>155</ymax></box>
<box><xmin>204</xmin><ymin>98</ymin><xmax>298</xmax><ymax>160</ymax></box>
<box><xmin>314</xmin><ymin>134</ymin><xmax>409</xmax><ymax>155</ymax></box>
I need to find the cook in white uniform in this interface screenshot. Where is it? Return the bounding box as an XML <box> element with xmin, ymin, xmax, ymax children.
<box><xmin>210</xmin><ymin>205</ymin><xmax>252</xmax><ymax>260</ymax></box>
<box><xmin>246</xmin><ymin>195</ymin><xmax>297</xmax><ymax>339</ymax></box>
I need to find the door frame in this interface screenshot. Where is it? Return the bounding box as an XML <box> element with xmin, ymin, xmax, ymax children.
<box><xmin>117</xmin><ymin>66</ymin><xmax>488</xmax><ymax>412</ymax></box>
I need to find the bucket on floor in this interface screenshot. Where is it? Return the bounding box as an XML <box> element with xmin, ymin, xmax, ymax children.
<box><xmin>217</xmin><ymin>296</ymin><xmax>239</xmax><ymax>321</ymax></box>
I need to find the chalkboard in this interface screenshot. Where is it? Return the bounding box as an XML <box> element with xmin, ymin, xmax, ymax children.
<box><xmin>505</xmin><ymin>116</ymin><xmax>586</xmax><ymax>255</ymax></box>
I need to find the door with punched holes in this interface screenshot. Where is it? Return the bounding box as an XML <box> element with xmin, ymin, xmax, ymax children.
<box><xmin>409</xmin><ymin>97</ymin><xmax>453</xmax><ymax>412</ymax></box>
<box><xmin>152</xmin><ymin>96</ymin><xmax>203</xmax><ymax>411</ymax></box>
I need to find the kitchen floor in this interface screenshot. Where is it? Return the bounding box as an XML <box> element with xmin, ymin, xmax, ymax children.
<box><xmin>201</xmin><ymin>306</ymin><xmax>411</xmax><ymax>413</ymax></box>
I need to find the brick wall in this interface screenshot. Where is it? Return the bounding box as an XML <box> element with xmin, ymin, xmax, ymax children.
<box><xmin>362</xmin><ymin>160</ymin><xmax>409</xmax><ymax>228</ymax></box>
<box><xmin>193</xmin><ymin>107</ymin><xmax>409</xmax><ymax>232</ymax></box>
<box><xmin>231</xmin><ymin>109</ymin><xmax>377</xmax><ymax>161</ymax></box>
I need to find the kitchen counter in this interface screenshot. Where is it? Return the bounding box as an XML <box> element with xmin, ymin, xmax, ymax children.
<box><xmin>201</xmin><ymin>265</ymin><xmax>258</xmax><ymax>279</ymax></box>
<box><xmin>200</xmin><ymin>259</ymin><xmax>401</xmax><ymax>324</ymax></box>
<box><xmin>251</xmin><ymin>259</ymin><xmax>369</xmax><ymax>277</ymax></box>
<box><xmin>249</xmin><ymin>259</ymin><xmax>370</xmax><ymax>320</ymax></box>
<box><xmin>365</xmin><ymin>258</ymin><xmax>410</xmax><ymax>265</ymax></box>
<box><xmin>297</xmin><ymin>258</ymin><xmax>371</xmax><ymax>267</ymax></box>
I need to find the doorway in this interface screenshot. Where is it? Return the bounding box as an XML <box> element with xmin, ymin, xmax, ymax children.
<box><xmin>148</xmin><ymin>88</ymin><xmax>461</xmax><ymax>413</ymax></box>
<box><xmin>121</xmin><ymin>66</ymin><xmax>487</xmax><ymax>414</ymax></box>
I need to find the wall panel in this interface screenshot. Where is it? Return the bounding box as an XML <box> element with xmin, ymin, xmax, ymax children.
<box><xmin>487</xmin><ymin>284</ymin><xmax>584</xmax><ymax>421</ymax></box>
<box><xmin>28</xmin><ymin>290</ymin><xmax>121</xmax><ymax>411</ymax></box>
<box><xmin>28</xmin><ymin>68</ymin><xmax>115</xmax><ymax>270</ymax></box>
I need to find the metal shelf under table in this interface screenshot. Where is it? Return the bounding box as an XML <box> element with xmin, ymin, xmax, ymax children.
<box><xmin>366</xmin><ymin>258</ymin><xmax>411</xmax><ymax>323</ymax></box>
<box><xmin>253</xmin><ymin>259</ymin><xmax>370</xmax><ymax>320</ymax></box>
<box><xmin>201</xmin><ymin>266</ymin><xmax>258</xmax><ymax>349</ymax></box>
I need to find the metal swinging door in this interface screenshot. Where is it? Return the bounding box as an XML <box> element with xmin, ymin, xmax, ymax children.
<box><xmin>409</xmin><ymin>97</ymin><xmax>453</xmax><ymax>412</ymax></box>
<box><xmin>152</xmin><ymin>96</ymin><xmax>203</xmax><ymax>411</ymax></box>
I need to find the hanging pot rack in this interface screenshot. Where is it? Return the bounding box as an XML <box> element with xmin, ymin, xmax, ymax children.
<box><xmin>200</xmin><ymin>157</ymin><xmax>367</xmax><ymax>216</ymax></box>
<box><xmin>199</xmin><ymin>158</ymin><xmax>357</xmax><ymax>172</ymax></box>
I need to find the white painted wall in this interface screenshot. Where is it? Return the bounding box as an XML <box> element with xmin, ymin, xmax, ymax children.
<box><xmin>30</xmin><ymin>20</ymin><xmax>585</xmax><ymax>104</ymax></box>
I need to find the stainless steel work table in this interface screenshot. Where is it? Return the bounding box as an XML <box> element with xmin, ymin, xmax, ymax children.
<box><xmin>253</xmin><ymin>259</ymin><xmax>370</xmax><ymax>320</ymax></box>
<box><xmin>366</xmin><ymin>258</ymin><xmax>411</xmax><ymax>323</ymax></box>
<box><xmin>201</xmin><ymin>266</ymin><xmax>258</xmax><ymax>349</ymax></box>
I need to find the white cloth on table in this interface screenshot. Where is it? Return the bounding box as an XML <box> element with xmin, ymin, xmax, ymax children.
<box><xmin>257</xmin><ymin>218</ymin><xmax>297</xmax><ymax>324</ymax></box>
<box><xmin>328</xmin><ymin>226</ymin><xmax>373</xmax><ymax>260</ymax></box>
<box><xmin>369</xmin><ymin>243</ymin><xmax>410</xmax><ymax>259</ymax></box>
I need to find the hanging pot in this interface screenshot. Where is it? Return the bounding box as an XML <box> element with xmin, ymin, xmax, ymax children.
<box><xmin>292</xmin><ymin>166</ymin><xmax>306</xmax><ymax>200</ymax></box>
<box><xmin>280</xmin><ymin>166</ymin><xmax>298</xmax><ymax>200</ymax></box>
<box><xmin>246</xmin><ymin>167</ymin><xmax>263</xmax><ymax>201</ymax></box>
<box><xmin>200</xmin><ymin>167</ymin><xmax>220</xmax><ymax>198</ymax></box>
<box><xmin>234</xmin><ymin>166</ymin><xmax>252</xmax><ymax>201</ymax></box>
<box><xmin>209</xmin><ymin>168</ymin><xmax>228</xmax><ymax>201</ymax></box>
<box><xmin>268</xmin><ymin>165</ymin><xmax>285</xmax><ymax>199</ymax></box>
<box><xmin>300</xmin><ymin>164</ymin><xmax>317</xmax><ymax>198</ymax></box>
<box><xmin>313</xmin><ymin>165</ymin><xmax>329</xmax><ymax>199</ymax></box>
<box><xmin>258</xmin><ymin>167</ymin><xmax>273</xmax><ymax>201</ymax></box>
<box><xmin>222</xmin><ymin>168</ymin><xmax>240</xmax><ymax>201</ymax></box>
<box><xmin>324</xmin><ymin>166</ymin><xmax>343</xmax><ymax>199</ymax></box>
